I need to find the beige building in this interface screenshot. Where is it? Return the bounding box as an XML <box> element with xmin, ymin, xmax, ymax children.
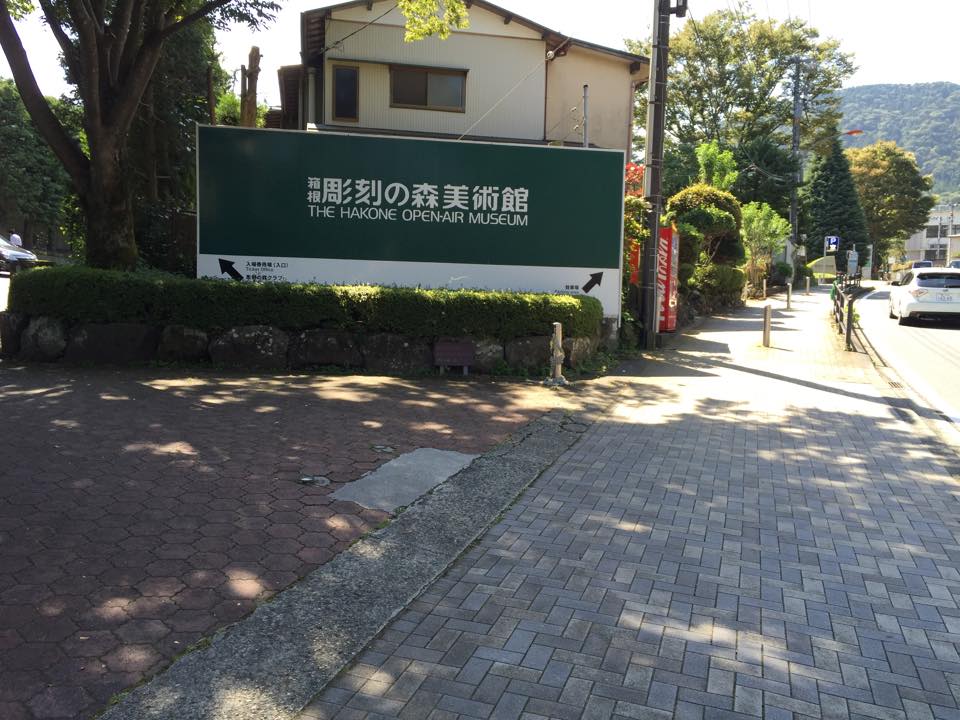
<box><xmin>896</xmin><ymin>204</ymin><xmax>960</xmax><ymax>265</ymax></box>
<box><xmin>276</xmin><ymin>0</ymin><xmax>648</xmax><ymax>153</ymax></box>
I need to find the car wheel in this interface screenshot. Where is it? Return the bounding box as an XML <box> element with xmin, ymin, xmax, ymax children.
<box><xmin>889</xmin><ymin>304</ymin><xmax>896</xmax><ymax>319</ymax></box>
<box><xmin>898</xmin><ymin>311</ymin><xmax>912</xmax><ymax>326</ymax></box>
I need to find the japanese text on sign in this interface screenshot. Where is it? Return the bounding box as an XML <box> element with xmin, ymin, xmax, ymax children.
<box><xmin>306</xmin><ymin>177</ymin><xmax>531</xmax><ymax>227</ymax></box>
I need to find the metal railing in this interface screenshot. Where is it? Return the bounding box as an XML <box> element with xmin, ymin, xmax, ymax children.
<box><xmin>835</xmin><ymin>272</ymin><xmax>862</xmax><ymax>292</ymax></box>
<box><xmin>831</xmin><ymin>279</ymin><xmax>855</xmax><ymax>350</ymax></box>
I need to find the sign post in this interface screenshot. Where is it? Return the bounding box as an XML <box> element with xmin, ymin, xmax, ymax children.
<box><xmin>846</xmin><ymin>249</ymin><xmax>859</xmax><ymax>276</ymax></box>
<box><xmin>197</xmin><ymin>126</ymin><xmax>626</xmax><ymax>318</ymax></box>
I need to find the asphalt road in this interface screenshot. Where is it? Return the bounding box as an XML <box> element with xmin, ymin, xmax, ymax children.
<box><xmin>858</xmin><ymin>284</ymin><xmax>960</xmax><ymax>422</ymax></box>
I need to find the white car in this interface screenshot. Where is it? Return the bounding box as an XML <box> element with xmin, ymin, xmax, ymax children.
<box><xmin>889</xmin><ymin>268</ymin><xmax>960</xmax><ymax>325</ymax></box>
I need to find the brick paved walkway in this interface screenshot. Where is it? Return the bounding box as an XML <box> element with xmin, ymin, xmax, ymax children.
<box><xmin>0</xmin><ymin>368</ymin><xmax>579</xmax><ymax>720</ymax></box>
<box><xmin>303</xmin><ymin>290</ymin><xmax>960</xmax><ymax>720</ymax></box>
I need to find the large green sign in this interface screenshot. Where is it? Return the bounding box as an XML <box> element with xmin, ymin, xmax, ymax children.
<box><xmin>197</xmin><ymin>126</ymin><xmax>626</xmax><ymax>315</ymax></box>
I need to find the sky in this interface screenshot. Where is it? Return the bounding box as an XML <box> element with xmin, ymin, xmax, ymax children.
<box><xmin>2</xmin><ymin>0</ymin><xmax>958</xmax><ymax>105</ymax></box>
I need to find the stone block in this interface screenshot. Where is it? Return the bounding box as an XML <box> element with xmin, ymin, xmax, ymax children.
<box><xmin>158</xmin><ymin>325</ymin><xmax>209</xmax><ymax>363</ymax></box>
<box><xmin>0</xmin><ymin>311</ymin><xmax>27</xmax><ymax>358</ymax></box>
<box><xmin>209</xmin><ymin>326</ymin><xmax>289</xmax><ymax>370</ymax></box>
<box><xmin>19</xmin><ymin>316</ymin><xmax>67</xmax><ymax>361</ymax></box>
<box><xmin>363</xmin><ymin>334</ymin><xmax>432</xmax><ymax>375</ymax></box>
<box><xmin>289</xmin><ymin>329</ymin><xmax>363</xmax><ymax>368</ymax></box>
<box><xmin>563</xmin><ymin>336</ymin><xmax>598</xmax><ymax>368</ymax></box>
<box><xmin>600</xmin><ymin>317</ymin><xmax>619</xmax><ymax>351</ymax></box>
<box><xmin>65</xmin><ymin>323</ymin><xmax>160</xmax><ymax>364</ymax></box>
<box><xmin>473</xmin><ymin>339</ymin><xmax>505</xmax><ymax>373</ymax></box>
<box><xmin>504</xmin><ymin>336</ymin><xmax>550</xmax><ymax>370</ymax></box>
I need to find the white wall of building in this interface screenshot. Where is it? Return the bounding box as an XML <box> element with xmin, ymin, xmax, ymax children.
<box><xmin>545</xmin><ymin>46</ymin><xmax>635</xmax><ymax>152</ymax></box>
<box><xmin>900</xmin><ymin>205</ymin><xmax>960</xmax><ymax>264</ymax></box>
<box><xmin>323</xmin><ymin>4</ymin><xmax>547</xmax><ymax>140</ymax></box>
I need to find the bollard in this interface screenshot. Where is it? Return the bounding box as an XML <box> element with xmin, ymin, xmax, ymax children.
<box><xmin>762</xmin><ymin>304</ymin><xmax>772</xmax><ymax>347</ymax></box>
<box><xmin>845</xmin><ymin>295</ymin><xmax>854</xmax><ymax>351</ymax></box>
<box><xmin>805</xmin><ymin>276</ymin><xmax>810</xmax><ymax>295</ymax></box>
<box><xmin>543</xmin><ymin>322</ymin><xmax>568</xmax><ymax>386</ymax></box>
<box><xmin>762</xmin><ymin>278</ymin><xmax>767</xmax><ymax>300</ymax></box>
<box><xmin>786</xmin><ymin>283</ymin><xmax>792</xmax><ymax>310</ymax></box>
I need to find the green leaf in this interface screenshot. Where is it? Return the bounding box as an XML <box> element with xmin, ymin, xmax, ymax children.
<box><xmin>397</xmin><ymin>0</ymin><xmax>469</xmax><ymax>41</ymax></box>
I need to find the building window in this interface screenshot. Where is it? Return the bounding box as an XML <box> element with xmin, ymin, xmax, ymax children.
<box><xmin>390</xmin><ymin>66</ymin><xmax>466</xmax><ymax>112</ymax></box>
<box><xmin>333</xmin><ymin>66</ymin><xmax>359</xmax><ymax>121</ymax></box>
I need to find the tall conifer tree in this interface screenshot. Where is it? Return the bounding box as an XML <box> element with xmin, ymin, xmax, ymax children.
<box><xmin>803</xmin><ymin>133</ymin><xmax>869</xmax><ymax>265</ymax></box>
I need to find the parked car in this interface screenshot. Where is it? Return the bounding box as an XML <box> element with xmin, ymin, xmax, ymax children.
<box><xmin>0</xmin><ymin>236</ymin><xmax>38</xmax><ymax>273</ymax></box>
<box><xmin>889</xmin><ymin>260</ymin><xmax>933</xmax><ymax>283</ymax></box>
<box><xmin>949</xmin><ymin>259</ymin><xmax>960</xmax><ymax>269</ymax></box>
<box><xmin>889</xmin><ymin>268</ymin><xmax>960</xmax><ymax>325</ymax></box>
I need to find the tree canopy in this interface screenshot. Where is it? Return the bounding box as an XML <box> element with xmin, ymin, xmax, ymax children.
<box><xmin>741</xmin><ymin>201</ymin><xmax>790</xmax><ymax>284</ymax></box>
<box><xmin>628</xmin><ymin>7</ymin><xmax>854</xmax><ymax>154</ymax></box>
<box><xmin>846</xmin><ymin>141</ymin><xmax>935</xmax><ymax>265</ymax></box>
<box><xmin>0</xmin><ymin>78</ymin><xmax>70</xmax><ymax>239</ymax></box>
<box><xmin>695</xmin><ymin>141</ymin><xmax>738</xmax><ymax>191</ymax></box>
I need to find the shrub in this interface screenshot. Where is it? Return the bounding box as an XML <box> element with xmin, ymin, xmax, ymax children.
<box><xmin>691</xmin><ymin>264</ymin><xmax>745</xmax><ymax>304</ymax></box>
<box><xmin>8</xmin><ymin>266</ymin><xmax>603</xmax><ymax>340</ymax></box>
<box><xmin>772</xmin><ymin>261</ymin><xmax>794</xmax><ymax>281</ymax></box>
<box><xmin>665</xmin><ymin>183</ymin><xmax>744</xmax><ymax>265</ymax></box>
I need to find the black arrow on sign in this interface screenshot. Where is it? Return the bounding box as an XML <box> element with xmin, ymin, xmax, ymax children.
<box><xmin>581</xmin><ymin>272</ymin><xmax>603</xmax><ymax>294</ymax></box>
<box><xmin>219</xmin><ymin>258</ymin><xmax>243</xmax><ymax>282</ymax></box>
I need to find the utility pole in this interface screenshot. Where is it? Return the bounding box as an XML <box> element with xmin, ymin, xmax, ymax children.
<box><xmin>790</xmin><ymin>58</ymin><xmax>802</xmax><ymax>271</ymax></box>
<box><xmin>641</xmin><ymin>0</ymin><xmax>687</xmax><ymax>350</ymax></box>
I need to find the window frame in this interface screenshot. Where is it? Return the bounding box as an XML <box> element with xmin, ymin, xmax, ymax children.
<box><xmin>332</xmin><ymin>64</ymin><xmax>360</xmax><ymax>123</ymax></box>
<box><xmin>389</xmin><ymin>64</ymin><xmax>467</xmax><ymax>113</ymax></box>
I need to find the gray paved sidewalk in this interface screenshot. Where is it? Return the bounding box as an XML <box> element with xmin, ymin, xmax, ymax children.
<box><xmin>302</xmin><ymin>288</ymin><xmax>960</xmax><ymax>720</ymax></box>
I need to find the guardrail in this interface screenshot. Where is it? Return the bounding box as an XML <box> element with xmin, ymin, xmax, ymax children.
<box><xmin>831</xmin><ymin>279</ymin><xmax>855</xmax><ymax>350</ymax></box>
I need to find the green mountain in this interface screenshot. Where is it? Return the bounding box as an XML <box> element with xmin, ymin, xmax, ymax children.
<box><xmin>839</xmin><ymin>82</ymin><xmax>960</xmax><ymax>202</ymax></box>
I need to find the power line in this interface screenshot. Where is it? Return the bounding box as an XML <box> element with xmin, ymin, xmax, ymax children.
<box><xmin>457</xmin><ymin>50</ymin><xmax>559</xmax><ymax>140</ymax></box>
<box><xmin>318</xmin><ymin>3</ymin><xmax>398</xmax><ymax>56</ymax></box>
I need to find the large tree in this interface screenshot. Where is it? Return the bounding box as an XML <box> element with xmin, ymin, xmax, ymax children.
<box><xmin>803</xmin><ymin>132</ymin><xmax>869</xmax><ymax>265</ymax></box>
<box><xmin>0</xmin><ymin>0</ymin><xmax>468</xmax><ymax>269</ymax></box>
<box><xmin>731</xmin><ymin>136</ymin><xmax>797</xmax><ymax>218</ymax></box>
<box><xmin>628</xmin><ymin>9</ymin><xmax>853</xmax><ymax>153</ymax></box>
<box><xmin>846</xmin><ymin>141</ymin><xmax>935</xmax><ymax>266</ymax></box>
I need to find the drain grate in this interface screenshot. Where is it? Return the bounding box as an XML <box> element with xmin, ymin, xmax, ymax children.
<box><xmin>889</xmin><ymin>381</ymin><xmax>903</xmax><ymax>389</ymax></box>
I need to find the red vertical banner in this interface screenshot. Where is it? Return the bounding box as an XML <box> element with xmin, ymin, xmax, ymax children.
<box><xmin>629</xmin><ymin>242</ymin><xmax>640</xmax><ymax>285</ymax></box>
<box><xmin>658</xmin><ymin>226</ymin><xmax>679</xmax><ymax>332</ymax></box>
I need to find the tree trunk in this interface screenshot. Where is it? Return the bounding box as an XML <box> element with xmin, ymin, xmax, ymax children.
<box><xmin>240</xmin><ymin>46</ymin><xmax>261</xmax><ymax>127</ymax></box>
<box><xmin>84</xmin><ymin>151</ymin><xmax>138</xmax><ymax>269</ymax></box>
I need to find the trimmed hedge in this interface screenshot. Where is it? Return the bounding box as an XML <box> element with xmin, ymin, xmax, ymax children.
<box><xmin>9</xmin><ymin>266</ymin><xmax>603</xmax><ymax>340</ymax></box>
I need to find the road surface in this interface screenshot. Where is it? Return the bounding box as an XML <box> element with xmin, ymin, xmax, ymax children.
<box><xmin>858</xmin><ymin>284</ymin><xmax>960</xmax><ymax>422</ymax></box>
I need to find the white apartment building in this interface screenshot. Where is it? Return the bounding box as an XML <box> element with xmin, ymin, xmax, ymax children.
<box><xmin>899</xmin><ymin>204</ymin><xmax>960</xmax><ymax>265</ymax></box>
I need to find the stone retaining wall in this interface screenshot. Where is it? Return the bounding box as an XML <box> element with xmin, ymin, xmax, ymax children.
<box><xmin>0</xmin><ymin>312</ymin><xmax>603</xmax><ymax>374</ymax></box>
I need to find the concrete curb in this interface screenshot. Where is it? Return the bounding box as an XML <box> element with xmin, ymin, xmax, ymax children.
<box><xmin>98</xmin><ymin>410</ymin><xmax>595</xmax><ymax>720</ymax></box>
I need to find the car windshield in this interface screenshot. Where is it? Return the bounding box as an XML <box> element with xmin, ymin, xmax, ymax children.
<box><xmin>917</xmin><ymin>273</ymin><xmax>960</xmax><ymax>288</ymax></box>
<box><xmin>0</xmin><ymin>238</ymin><xmax>15</xmax><ymax>250</ymax></box>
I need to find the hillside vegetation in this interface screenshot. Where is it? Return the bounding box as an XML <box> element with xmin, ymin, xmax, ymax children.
<box><xmin>840</xmin><ymin>82</ymin><xmax>960</xmax><ymax>202</ymax></box>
